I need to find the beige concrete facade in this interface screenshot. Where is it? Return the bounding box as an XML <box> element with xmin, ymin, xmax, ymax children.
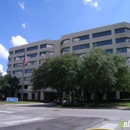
<box><xmin>7</xmin><ymin>22</ymin><xmax>130</xmax><ymax>100</ymax></box>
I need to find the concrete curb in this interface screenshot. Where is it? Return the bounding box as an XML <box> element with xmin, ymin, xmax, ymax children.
<box><xmin>74</xmin><ymin>118</ymin><xmax>106</xmax><ymax>130</ymax></box>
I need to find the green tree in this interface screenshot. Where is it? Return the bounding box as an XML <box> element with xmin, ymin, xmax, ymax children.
<box><xmin>83</xmin><ymin>48</ymin><xmax>130</xmax><ymax>102</ymax></box>
<box><xmin>0</xmin><ymin>74</ymin><xmax>20</xmax><ymax>97</ymax></box>
<box><xmin>32</xmin><ymin>56</ymin><xmax>67</xmax><ymax>102</ymax></box>
<box><xmin>61</xmin><ymin>53</ymin><xmax>80</xmax><ymax>103</ymax></box>
<box><xmin>32</xmin><ymin>53</ymin><xmax>80</xmax><ymax>103</ymax></box>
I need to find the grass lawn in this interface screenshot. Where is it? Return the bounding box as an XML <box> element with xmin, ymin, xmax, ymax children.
<box><xmin>0</xmin><ymin>100</ymin><xmax>49</xmax><ymax>104</ymax></box>
<box><xmin>62</xmin><ymin>101</ymin><xmax>130</xmax><ymax>108</ymax></box>
<box><xmin>117</xmin><ymin>102</ymin><xmax>130</xmax><ymax>107</ymax></box>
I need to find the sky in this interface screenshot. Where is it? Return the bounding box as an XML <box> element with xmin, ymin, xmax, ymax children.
<box><xmin>0</xmin><ymin>0</ymin><xmax>129</xmax><ymax>75</ymax></box>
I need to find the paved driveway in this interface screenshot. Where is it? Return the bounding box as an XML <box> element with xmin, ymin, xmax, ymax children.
<box><xmin>0</xmin><ymin>103</ymin><xmax>130</xmax><ymax>130</ymax></box>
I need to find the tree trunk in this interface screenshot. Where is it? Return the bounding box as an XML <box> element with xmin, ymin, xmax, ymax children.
<box><xmin>92</xmin><ymin>93</ymin><xmax>95</xmax><ymax>105</ymax></box>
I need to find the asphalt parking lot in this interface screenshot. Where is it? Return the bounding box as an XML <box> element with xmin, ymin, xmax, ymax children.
<box><xmin>0</xmin><ymin>116</ymin><xmax>104</xmax><ymax>130</ymax></box>
<box><xmin>0</xmin><ymin>103</ymin><xmax>130</xmax><ymax>130</ymax></box>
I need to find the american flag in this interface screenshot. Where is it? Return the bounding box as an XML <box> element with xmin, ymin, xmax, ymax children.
<box><xmin>22</xmin><ymin>53</ymin><xmax>28</xmax><ymax>67</ymax></box>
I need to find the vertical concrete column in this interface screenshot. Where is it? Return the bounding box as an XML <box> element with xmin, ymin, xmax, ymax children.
<box><xmin>91</xmin><ymin>93</ymin><xmax>95</xmax><ymax>100</ymax></box>
<box><xmin>63</xmin><ymin>92</ymin><xmax>66</xmax><ymax>99</ymax></box>
<box><xmin>47</xmin><ymin>93</ymin><xmax>49</xmax><ymax>99</ymax></box>
<box><xmin>40</xmin><ymin>92</ymin><xmax>45</xmax><ymax>100</ymax></box>
<box><xmin>34</xmin><ymin>93</ymin><xmax>38</xmax><ymax>100</ymax></box>
<box><xmin>116</xmin><ymin>91</ymin><xmax>120</xmax><ymax>100</ymax></box>
<box><xmin>15</xmin><ymin>93</ymin><xmax>17</xmax><ymax>97</ymax></box>
<box><xmin>69</xmin><ymin>95</ymin><xmax>72</xmax><ymax>102</ymax></box>
<box><xmin>103</xmin><ymin>93</ymin><xmax>107</xmax><ymax>100</ymax></box>
<box><xmin>81</xmin><ymin>92</ymin><xmax>84</xmax><ymax>101</ymax></box>
<box><xmin>28</xmin><ymin>92</ymin><xmax>32</xmax><ymax>100</ymax></box>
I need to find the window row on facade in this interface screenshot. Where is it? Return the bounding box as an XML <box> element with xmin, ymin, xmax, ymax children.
<box><xmin>61</xmin><ymin>37</ymin><xmax>130</xmax><ymax>53</ymax></box>
<box><xmin>7</xmin><ymin>47</ymin><xmax>130</xmax><ymax>75</ymax></box>
<box><xmin>9</xmin><ymin>44</ymin><xmax>54</xmax><ymax>55</ymax></box>
<box><xmin>17</xmin><ymin>76</ymin><xmax>33</xmax><ymax>83</ymax></box>
<box><xmin>61</xmin><ymin>28</ymin><xmax>130</xmax><ymax>45</ymax></box>
<box><xmin>8</xmin><ymin>60</ymin><xmax>45</xmax><ymax>69</ymax></box>
<box><xmin>8</xmin><ymin>52</ymin><xmax>54</xmax><ymax>62</ymax></box>
<box><xmin>12</xmin><ymin>69</ymin><xmax>34</xmax><ymax>75</ymax></box>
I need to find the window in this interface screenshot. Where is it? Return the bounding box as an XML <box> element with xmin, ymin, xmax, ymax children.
<box><xmin>93</xmin><ymin>40</ymin><xmax>112</xmax><ymax>47</ymax></box>
<box><xmin>40</xmin><ymin>52</ymin><xmax>46</xmax><ymax>56</ymax></box>
<box><xmin>127</xmin><ymin>58</ymin><xmax>130</xmax><ymax>64</ymax></box>
<box><xmin>105</xmin><ymin>49</ymin><xmax>113</xmax><ymax>54</ymax></box>
<box><xmin>61</xmin><ymin>47</ymin><xmax>70</xmax><ymax>53</ymax></box>
<box><xmin>115</xmin><ymin>28</ymin><xmax>130</xmax><ymax>34</ymax></box>
<box><xmin>62</xmin><ymin>39</ymin><xmax>70</xmax><ymax>45</ymax></box>
<box><xmin>15</xmin><ymin>49</ymin><xmax>24</xmax><ymax>54</ymax></box>
<box><xmin>27</xmin><ymin>53</ymin><xmax>37</xmax><ymax>58</ymax></box>
<box><xmin>9</xmin><ymin>51</ymin><xmax>13</xmax><ymax>55</ymax></box>
<box><xmin>24</xmin><ymin>85</ymin><xmax>28</xmax><ymax>89</ymax></box>
<box><xmin>73</xmin><ymin>35</ymin><xmax>89</xmax><ymax>42</ymax></box>
<box><xmin>40</xmin><ymin>52</ymin><xmax>53</xmax><ymax>56</ymax></box>
<box><xmin>8</xmin><ymin>58</ymin><xmax>13</xmax><ymax>61</ymax></box>
<box><xmin>7</xmin><ymin>71</ymin><xmax>11</xmax><ymax>74</ymax></box>
<box><xmin>17</xmin><ymin>77</ymin><xmax>22</xmax><ymax>82</ymax></box>
<box><xmin>47</xmin><ymin>52</ymin><xmax>54</xmax><ymax>56</ymax></box>
<box><xmin>76</xmin><ymin>53</ymin><xmax>86</xmax><ymax>58</ymax></box>
<box><xmin>25</xmin><ymin>69</ymin><xmax>34</xmax><ymax>73</ymax></box>
<box><xmin>73</xmin><ymin>44</ymin><xmax>90</xmax><ymax>51</ymax></box>
<box><xmin>40</xmin><ymin>44</ymin><xmax>46</xmax><ymax>48</ymax></box>
<box><xmin>116</xmin><ymin>47</ymin><xmax>129</xmax><ymax>53</ymax></box>
<box><xmin>46</xmin><ymin>44</ymin><xmax>54</xmax><ymax>48</ymax></box>
<box><xmin>24</xmin><ymin>77</ymin><xmax>32</xmax><ymax>82</ymax></box>
<box><xmin>39</xmin><ymin>59</ymin><xmax>45</xmax><ymax>64</ymax></box>
<box><xmin>8</xmin><ymin>64</ymin><xmax>12</xmax><ymax>68</ymax></box>
<box><xmin>27</xmin><ymin>61</ymin><xmax>37</xmax><ymax>65</ymax></box>
<box><xmin>14</xmin><ymin>56</ymin><xmax>23</xmax><ymax>61</ymax></box>
<box><xmin>27</xmin><ymin>46</ymin><xmax>38</xmax><ymax>51</ymax></box>
<box><xmin>116</xmin><ymin>37</ymin><xmax>130</xmax><ymax>43</ymax></box>
<box><xmin>13</xmin><ymin>70</ymin><xmax>23</xmax><ymax>74</ymax></box>
<box><xmin>40</xmin><ymin>44</ymin><xmax>54</xmax><ymax>48</ymax></box>
<box><xmin>93</xmin><ymin>30</ymin><xmax>111</xmax><ymax>38</ymax></box>
<box><xmin>14</xmin><ymin>63</ymin><xmax>22</xmax><ymax>67</ymax></box>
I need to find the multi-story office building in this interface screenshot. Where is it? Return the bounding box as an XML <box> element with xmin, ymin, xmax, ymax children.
<box><xmin>7</xmin><ymin>22</ymin><xmax>130</xmax><ymax>100</ymax></box>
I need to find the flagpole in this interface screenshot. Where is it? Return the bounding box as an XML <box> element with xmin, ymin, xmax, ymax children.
<box><xmin>21</xmin><ymin>52</ymin><xmax>28</xmax><ymax>101</ymax></box>
<box><xmin>21</xmin><ymin>66</ymin><xmax>25</xmax><ymax>101</ymax></box>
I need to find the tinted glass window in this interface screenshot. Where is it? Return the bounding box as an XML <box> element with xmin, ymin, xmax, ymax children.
<box><xmin>27</xmin><ymin>46</ymin><xmax>38</xmax><ymax>51</ymax></box>
<box><xmin>73</xmin><ymin>44</ymin><xmax>90</xmax><ymax>50</ymax></box>
<box><xmin>61</xmin><ymin>47</ymin><xmax>70</xmax><ymax>53</ymax></box>
<box><xmin>27</xmin><ymin>53</ymin><xmax>37</xmax><ymax>58</ymax></box>
<box><xmin>13</xmin><ymin>70</ymin><xmax>23</xmax><ymax>74</ymax></box>
<box><xmin>116</xmin><ymin>37</ymin><xmax>129</xmax><ymax>43</ymax></box>
<box><xmin>73</xmin><ymin>35</ymin><xmax>89</xmax><ymax>42</ymax></box>
<box><xmin>40</xmin><ymin>44</ymin><xmax>47</xmax><ymax>48</ymax></box>
<box><xmin>115</xmin><ymin>28</ymin><xmax>125</xmax><ymax>34</ymax></box>
<box><xmin>105</xmin><ymin>49</ymin><xmax>113</xmax><ymax>54</ymax></box>
<box><xmin>93</xmin><ymin>30</ymin><xmax>111</xmax><ymax>38</ymax></box>
<box><xmin>15</xmin><ymin>49</ymin><xmax>24</xmax><ymax>54</ymax></box>
<box><xmin>116</xmin><ymin>48</ymin><xmax>127</xmax><ymax>53</ymax></box>
<box><xmin>14</xmin><ymin>63</ymin><xmax>22</xmax><ymax>67</ymax></box>
<box><xmin>9</xmin><ymin>51</ymin><xmax>13</xmax><ymax>55</ymax></box>
<box><xmin>25</xmin><ymin>69</ymin><xmax>34</xmax><ymax>73</ymax></box>
<box><xmin>93</xmin><ymin>40</ymin><xmax>112</xmax><ymax>47</ymax></box>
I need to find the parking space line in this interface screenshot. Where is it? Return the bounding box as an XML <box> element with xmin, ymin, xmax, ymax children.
<box><xmin>0</xmin><ymin>111</ymin><xmax>14</xmax><ymax>114</ymax></box>
<box><xmin>3</xmin><ymin>117</ymin><xmax>43</xmax><ymax>125</ymax></box>
<box><xmin>100</xmin><ymin>123</ymin><xmax>118</xmax><ymax>129</ymax></box>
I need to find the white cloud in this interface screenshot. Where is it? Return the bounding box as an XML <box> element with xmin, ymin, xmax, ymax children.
<box><xmin>0</xmin><ymin>44</ymin><xmax>9</xmax><ymax>59</ymax></box>
<box><xmin>22</xmin><ymin>23</ymin><xmax>26</xmax><ymax>28</ymax></box>
<box><xmin>83</xmin><ymin>0</ymin><xmax>101</xmax><ymax>10</ymax></box>
<box><xmin>0</xmin><ymin>64</ymin><xmax>7</xmax><ymax>76</ymax></box>
<box><xmin>18</xmin><ymin>2</ymin><xmax>25</xmax><ymax>10</ymax></box>
<box><xmin>83</xmin><ymin>0</ymin><xmax>92</xmax><ymax>4</ymax></box>
<box><xmin>11</xmin><ymin>35</ymin><xmax>28</xmax><ymax>47</ymax></box>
